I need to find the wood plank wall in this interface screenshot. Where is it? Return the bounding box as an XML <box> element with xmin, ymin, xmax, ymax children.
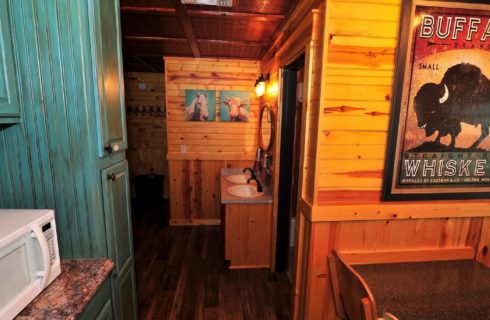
<box><xmin>260</xmin><ymin>0</ymin><xmax>325</xmax><ymax>270</ymax></box>
<box><xmin>288</xmin><ymin>0</ymin><xmax>490</xmax><ymax>318</ymax></box>
<box><xmin>317</xmin><ymin>0</ymin><xmax>399</xmax><ymax>200</ymax></box>
<box><xmin>125</xmin><ymin>72</ymin><xmax>168</xmax><ymax>198</ymax></box>
<box><xmin>164</xmin><ymin>58</ymin><xmax>260</xmax><ymax>225</ymax></box>
<box><xmin>261</xmin><ymin>0</ymin><xmax>325</xmax><ymax>206</ymax></box>
<box><xmin>297</xmin><ymin>214</ymin><xmax>486</xmax><ymax>319</ymax></box>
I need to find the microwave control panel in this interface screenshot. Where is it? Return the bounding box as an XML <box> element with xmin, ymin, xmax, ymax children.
<box><xmin>42</xmin><ymin>222</ymin><xmax>57</xmax><ymax>265</ymax></box>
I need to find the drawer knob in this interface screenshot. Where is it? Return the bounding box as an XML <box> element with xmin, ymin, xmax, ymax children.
<box><xmin>104</xmin><ymin>143</ymin><xmax>113</xmax><ymax>153</ymax></box>
<box><xmin>107</xmin><ymin>174</ymin><xmax>116</xmax><ymax>181</ymax></box>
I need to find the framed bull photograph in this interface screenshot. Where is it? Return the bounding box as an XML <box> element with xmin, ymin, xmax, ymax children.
<box><xmin>185</xmin><ymin>89</ymin><xmax>216</xmax><ymax>121</ymax></box>
<box><xmin>220</xmin><ymin>90</ymin><xmax>250</xmax><ymax>122</ymax></box>
<box><xmin>383</xmin><ymin>0</ymin><xmax>490</xmax><ymax>200</ymax></box>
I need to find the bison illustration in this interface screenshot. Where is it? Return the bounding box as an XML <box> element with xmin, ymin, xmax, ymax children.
<box><xmin>414</xmin><ymin>63</ymin><xmax>490</xmax><ymax>149</ymax></box>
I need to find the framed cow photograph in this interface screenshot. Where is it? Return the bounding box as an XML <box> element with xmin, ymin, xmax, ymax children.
<box><xmin>185</xmin><ymin>90</ymin><xmax>216</xmax><ymax>121</ymax></box>
<box><xmin>383</xmin><ymin>0</ymin><xmax>490</xmax><ymax>200</ymax></box>
<box><xmin>220</xmin><ymin>91</ymin><xmax>250</xmax><ymax>122</ymax></box>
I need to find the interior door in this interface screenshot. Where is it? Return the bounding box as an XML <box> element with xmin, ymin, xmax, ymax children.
<box><xmin>89</xmin><ymin>0</ymin><xmax>127</xmax><ymax>156</ymax></box>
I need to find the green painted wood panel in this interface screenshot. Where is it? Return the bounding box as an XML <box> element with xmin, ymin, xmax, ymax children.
<box><xmin>0</xmin><ymin>2</ymin><xmax>136</xmax><ymax>317</ymax></box>
<box><xmin>114</xmin><ymin>261</ymin><xmax>138</xmax><ymax>320</ymax></box>
<box><xmin>96</xmin><ymin>300</ymin><xmax>114</xmax><ymax>320</ymax></box>
<box><xmin>101</xmin><ymin>160</ymin><xmax>134</xmax><ymax>275</ymax></box>
<box><xmin>88</xmin><ymin>0</ymin><xmax>127</xmax><ymax>157</ymax></box>
<box><xmin>0</xmin><ymin>0</ymin><xmax>107</xmax><ymax>258</ymax></box>
<box><xmin>0</xmin><ymin>0</ymin><xmax>19</xmax><ymax>123</ymax></box>
<box><xmin>80</xmin><ymin>278</ymin><xmax>112</xmax><ymax>320</ymax></box>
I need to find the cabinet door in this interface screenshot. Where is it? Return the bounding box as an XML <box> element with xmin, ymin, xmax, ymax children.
<box><xmin>0</xmin><ymin>0</ymin><xmax>20</xmax><ymax>124</ymax></box>
<box><xmin>89</xmin><ymin>0</ymin><xmax>127</xmax><ymax>156</ymax></box>
<box><xmin>96</xmin><ymin>300</ymin><xmax>114</xmax><ymax>320</ymax></box>
<box><xmin>79</xmin><ymin>279</ymin><xmax>112</xmax><ymax>320</ymax></box>
<box><xmin>114</xmin><ymin>262</ymin><xmax>138</xmax><ymax>320</ymax></box>
<box><xmin>101</xmin><ymin>160</ymin><xmax>133</xmax><ymax>275</ymax></box>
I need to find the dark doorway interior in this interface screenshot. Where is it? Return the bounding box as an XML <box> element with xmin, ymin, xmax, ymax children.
<box><xmin>275</xmin><ymin>55</ymin><xmax>305</xmax><ymax>273</ymax></box>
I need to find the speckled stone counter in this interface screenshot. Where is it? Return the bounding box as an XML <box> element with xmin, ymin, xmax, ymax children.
<box><xmin>15</xmin><ymin>259</ymin><xmax>114</xmax><ymax>320</ymax></box>
<box><xmin>354</xmin><ymin>260</ymin><xmax>490</xmax><ymax>320</ymax></box>
<box><xmin>221</xmin><ymin>168</ymin><xmax>273</xmax><ymax>204</ymax></box>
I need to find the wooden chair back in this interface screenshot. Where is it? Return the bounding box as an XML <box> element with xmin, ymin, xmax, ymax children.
<box><xmin>328</xmin><ymin>250</ymin><xmax>378</xmax><ymax>320</ymax></box>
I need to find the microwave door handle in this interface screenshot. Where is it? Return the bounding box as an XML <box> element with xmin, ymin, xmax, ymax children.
<box><xmin>30</xmin><ymin>225</ymin><xmax>52</xmax><ymax>289</ymax></box>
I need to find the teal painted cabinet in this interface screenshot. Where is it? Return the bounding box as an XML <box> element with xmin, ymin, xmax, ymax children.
<box><xmin>101</xmin><ymin>160</ymin><xmax>138</xmax><ymax>319</ymax></box>
<box><xmin>0</xmin><ymin>0</ymin><xmax>19</xmax><ymax>124</ymax></box>
<box><xmin>0</xmin><ymin>0</ymin><xmax>136</xmax><ymax>319</ymax></box>
<box><xmin>80</xmin><ymin>279</ymin><xmax>114</xmax><ymax>320</ymax></box>
<box><xmin>89</xmin><ymin>0</ymin><xmax>127</xmax><ymax>157</ymax></box>
<box><xmin>115</xmin><ymin>261</ymin><xmax>138</xmax><ymax>320</ymax></box>
<box><xmin>102</xmin><ymin>161</ymin><xmax>133</xmax><ymax>275</ymax></box>
<box><xmin>96</xmin><ymin>300</ymin><xmax>114</xmax><ymax>320</ymax></box>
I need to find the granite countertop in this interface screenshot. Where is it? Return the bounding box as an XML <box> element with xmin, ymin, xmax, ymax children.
<box><xmin>220</xmin><ymin>168</ymin><xmax>273</xmax><ymax>204</ymax></box>
<box><xmin>15</xmin><ymin>259</ymin><xmax>114</xmax><ymax>320</ymax></box>
<box><xmin>354</xmin><ymin>260</ymin><xmax>490</xmax><ymax>320</ymax></box>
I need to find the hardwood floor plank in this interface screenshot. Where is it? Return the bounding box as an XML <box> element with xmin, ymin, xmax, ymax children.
<box><xmin>133</xmin><ymin>204</ymin><xmax>291</xmax><ymax>320</ymax></box>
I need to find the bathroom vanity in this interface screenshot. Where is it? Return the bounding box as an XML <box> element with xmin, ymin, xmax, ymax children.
<box><xmin>220</xmin><ymin>168</ymin><xmax>273</xmax><ymax>269</ymax></box>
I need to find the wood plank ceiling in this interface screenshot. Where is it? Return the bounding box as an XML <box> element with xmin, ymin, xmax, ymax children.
<box><xmin>120</xmin><ymin>0</ymin><xmax>298</xmax><ymax>72</ymax></box>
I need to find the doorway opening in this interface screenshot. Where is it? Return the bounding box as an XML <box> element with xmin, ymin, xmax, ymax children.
<box><xmin>276</xmin><ymin>54</ymin><xmax>305</xmax><ymax>275</ymax></box>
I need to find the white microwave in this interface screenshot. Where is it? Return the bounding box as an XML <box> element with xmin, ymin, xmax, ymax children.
<box><xmin>0</xmin><ymin>209</ymin><xmax>61</xmax><ymax>320</ymax></box>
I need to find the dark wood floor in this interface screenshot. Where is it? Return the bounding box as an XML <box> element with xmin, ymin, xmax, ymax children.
<box><xmin>132</xmin><ymin>202</ymin><xmax>291</xmax><ymax>320</ymax></box>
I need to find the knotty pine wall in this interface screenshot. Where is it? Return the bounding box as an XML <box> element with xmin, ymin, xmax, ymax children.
<box><xmin>295</xmin><ymin>213</ymin><xmax>488</xmax><ymax>320</ymax></box>
<box><xmin>317</xmin><ymin>0</ymin><xmax>399</xmax><ymax>201</ymax></box>
<box><xmin>164</xmin><ymin>57</ymin><xmax>260</xmax><ymax>225</ymax></box>
<box><xmin>260</xmin><ymin>0</ymin><xmax>325</xmax><ymax>272</ymax></box>
<box><xmin>125</xmin><ymin>72</ymin><xmax>169</xmax><ymax>198</ymax></box>
<box><xmin>261</xmin><ymin>0</ymin><xmax>325</xmax><ymax>206</ymax></box>
<box><xmin>284</xmin><ymin>0</ymin><xmax>490</xmax><ymax>319</ymax></box>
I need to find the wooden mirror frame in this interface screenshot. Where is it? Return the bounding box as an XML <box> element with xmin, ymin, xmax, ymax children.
<box><xmin>258</xmin><ymin>103</ymin><xmax>275</xmax><ymax>152</ymax></box>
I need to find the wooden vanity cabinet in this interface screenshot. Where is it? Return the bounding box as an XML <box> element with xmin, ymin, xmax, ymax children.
<box><xmin>222</xmin><ymin>203</ymin><xmax>273</xmax><ymax>268</ymax></box>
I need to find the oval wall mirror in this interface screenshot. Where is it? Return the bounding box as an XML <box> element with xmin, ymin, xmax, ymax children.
<box><xmin>258</xmin><ymin>103</ymin><xmax>275</xmax><ymax>152</ymax></box>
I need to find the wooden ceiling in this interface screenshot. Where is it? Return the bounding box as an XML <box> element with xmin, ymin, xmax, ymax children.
<box><xmin>120</xmin><ymin>0</ymin><xmax>298</xmax><ymax>72</ymax></box>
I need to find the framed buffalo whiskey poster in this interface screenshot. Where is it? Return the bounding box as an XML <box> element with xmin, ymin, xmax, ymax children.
<box><xmin>384</xmin><ymin>0</ymin><xmax>490</xmax><ymax>200</ymax></box>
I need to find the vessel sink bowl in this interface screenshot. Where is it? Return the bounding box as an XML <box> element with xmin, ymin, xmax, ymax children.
<box><xmin>227</xmin><ymin>185</ymin><xmax>262</xmax><ymax>198</ymax></box>
<box><xmin>225</xmin><ymin>174</ymin><xmax>249</xmax><ymax>184</ymax></box>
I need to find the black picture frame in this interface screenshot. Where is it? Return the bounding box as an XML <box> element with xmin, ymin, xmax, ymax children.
<box><xmin>383</xmin><ymin>0</ymin><xmax>490</xmax><ymax>200</ymax></box>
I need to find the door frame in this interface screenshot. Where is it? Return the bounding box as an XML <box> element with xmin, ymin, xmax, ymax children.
<box><xmin>273</xmin><ymin>53</ymin><xmax>307</xmax><ymax>272</ymax></box>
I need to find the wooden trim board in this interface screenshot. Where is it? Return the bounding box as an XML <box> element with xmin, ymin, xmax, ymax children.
<box><xmin>170</xmin><ymin>219</ymin><xmax>220</xmax><ymax>226</ymax></box>
<box><xmin>340</xmin><ymin>247</ymin><xmax>475</xmax><ymax>265</ymax></box>
<box><xmin>299</xmin><ymin>198</ymin><xmax>490</xmax><ymax>222</ymax></box>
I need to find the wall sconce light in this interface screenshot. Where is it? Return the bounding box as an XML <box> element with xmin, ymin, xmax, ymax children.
<box><xmin>255</xmin><ymin>73</ymin><xmax>270</xmax><ymax>97</ymax></box>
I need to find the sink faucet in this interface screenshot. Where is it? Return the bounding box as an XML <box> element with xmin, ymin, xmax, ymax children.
<box><xmin>243</xmin><ymin>167</ymin><xmax>256</xmax><ymax>179</ymax></box>
<box><xmin>247</xmin><ymin>177</ymin><xmax>263</xmax><ymax>192</ymax></box>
